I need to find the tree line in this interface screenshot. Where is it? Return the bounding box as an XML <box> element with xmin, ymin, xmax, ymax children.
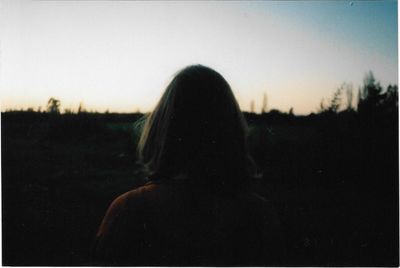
<box><xmin>3</xmin><ymin>71</ymin><xmax>398</xmax><ymax>119</ymax></box>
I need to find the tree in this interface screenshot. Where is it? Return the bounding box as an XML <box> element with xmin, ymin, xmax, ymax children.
<box><xmin>328</xmin><ymin>86</ymin><xmax>343</xmax><ymax>113</ymax></box>
<box><xmin>261</xmin><ymin>93</ymin><xmax>268</xmax><ymax>114</ymax></box>
<box><xmin>345</xmin><ymin>83</ymin><xmax>354</xmax><ymax>111</ymax></box>
<box><xmin>318</xmin><ymin>84</ymin><xmax>345</xmax><ymax>114</ymax></box>
<box><xmin>380</xmin><ymin>84</ymin><xmax>398</xmax><ymax>116</ymax></box>
<box><xmin>289</xmin><ymin>107</ymin><xmax>294</xmax><ymax>116</ymax></box>
<box><xmin>384</xmin><ymin>85</ymin><xmax>398</xmax><ymax>107</ymax></box>
<box><xmin>78</xmin><ymin>102</ymin><xmax>86</xmax><ymax>114</ymax></box>
<box><xmin>357</xmin><ymin>71</ymin><xmax>384</xmax><ymax>114</ymax></box>
<box><xmin>47</xmin><ymin>98</ymin><xmax>61</xmax><ymax>114</ymax></box>
<box><xmin>318</xmin><ymin>98</ymin><xmax>326</xmax><ymax>113</ymax></box>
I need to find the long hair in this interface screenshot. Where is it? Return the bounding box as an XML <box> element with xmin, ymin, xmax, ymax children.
<box><xmin>138</xmin><ymin>65</ymin><xmax>257</xmax><ymax>191</ymax></box>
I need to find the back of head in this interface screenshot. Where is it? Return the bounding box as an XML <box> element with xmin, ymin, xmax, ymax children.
<box><xmin>138</xmin><ymin>65</ymin><xmax>256</xmax><ymax>192</ymax></box>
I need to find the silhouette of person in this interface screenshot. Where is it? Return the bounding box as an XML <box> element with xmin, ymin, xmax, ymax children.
<box><xmin>94</xmin><ymin>65</ymin><xmax>284</xmax><ymax>266</ymax></box>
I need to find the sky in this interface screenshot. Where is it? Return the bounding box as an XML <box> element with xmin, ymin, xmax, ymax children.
<box><xmin>0</xmin><ymin>0</ymin><xmax>397</xmax><ymax>115</ymax></box>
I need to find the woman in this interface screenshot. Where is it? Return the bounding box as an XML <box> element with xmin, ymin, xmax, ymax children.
<box><xmin>94</xmin><ymin>65</ymin><xmax>284</xmax><ymax>266</ymax></box>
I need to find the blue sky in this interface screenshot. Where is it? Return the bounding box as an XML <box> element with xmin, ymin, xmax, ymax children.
<box><xmin>264</xmin><ymin>1</ymin><xmax>397</xmax><ymax>60</ymax></box>
<box><xmin>0</xmin><ymin>0</ymin><xmax>397</xmax><ymax>114</ymax></box>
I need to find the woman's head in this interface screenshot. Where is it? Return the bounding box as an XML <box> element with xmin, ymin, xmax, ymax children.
<box><xmin>138</xmin><ymin>65</ymin><xmax>256</xmax><ymax>190</ymax></box>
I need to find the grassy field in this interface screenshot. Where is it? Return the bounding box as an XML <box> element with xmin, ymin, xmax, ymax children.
<box><xmin>2</xmin><ymin>112</ymin><xmax>398</xmax><ymax>266</ymax></box>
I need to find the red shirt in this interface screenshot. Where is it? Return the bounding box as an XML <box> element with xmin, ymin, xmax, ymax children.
<box><xmin>95</xmin><ymin>180</ymin><xmax>284</xmax><ymax>266</ymax></box>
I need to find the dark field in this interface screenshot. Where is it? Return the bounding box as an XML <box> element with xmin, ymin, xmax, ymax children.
<box><xmin>2</xmin><ymin>111</ymin><xmax>398</xmax><ymax>266</ymax></box>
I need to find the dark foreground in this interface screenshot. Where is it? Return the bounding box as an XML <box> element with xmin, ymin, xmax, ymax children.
<box><xmin>2</xmin><ymin>111</ymin><xmax>398</xmax><ymax>266</ymax></box>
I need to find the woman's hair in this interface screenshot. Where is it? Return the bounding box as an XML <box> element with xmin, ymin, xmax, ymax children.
<box><xmin>138</xmin><ymin>65</ymin><xmax>257</xmax><ymax>191</ymax></box>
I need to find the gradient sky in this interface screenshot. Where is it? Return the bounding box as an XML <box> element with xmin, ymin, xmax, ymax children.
<box><xmin>0</xmin><ymin>0</ymin><xmax>397</xmax><ymax>114</ymax></box>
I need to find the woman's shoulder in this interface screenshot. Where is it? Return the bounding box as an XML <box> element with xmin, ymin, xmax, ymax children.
<box><xmin>96</xmin><ymin>182</ymin><xmax>161</xmax><ymax>237</ymax></box>
<box><xmin>113</xmin><ymin>182</ymin><xmax>163</xmax><ymax>208</ymax></box>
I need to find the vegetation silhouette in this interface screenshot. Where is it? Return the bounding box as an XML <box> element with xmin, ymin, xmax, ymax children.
<box><xmin>46</xmin><ymin>97</ymin><xmax>61</xmax><ymax>114</ymax></box>
<box><xmin>1</xmin><ymin>71</ymin><xmax>398</xmax><ymax>266</ymax></box>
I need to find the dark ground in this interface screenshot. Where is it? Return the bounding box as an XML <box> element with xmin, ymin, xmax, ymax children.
<box><xmin>1</xmin><ymin>111</ymin><xmax>398</xmax><ymax>266</ymax></box>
